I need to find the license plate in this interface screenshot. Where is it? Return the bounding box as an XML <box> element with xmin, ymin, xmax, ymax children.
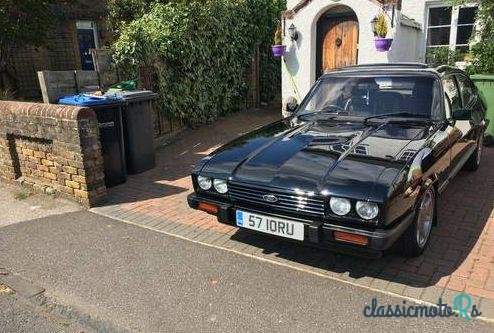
<box><xmin>236</xmin><ymin>210</ymin><xmax>304</xmax><ymax>241</ymax></box>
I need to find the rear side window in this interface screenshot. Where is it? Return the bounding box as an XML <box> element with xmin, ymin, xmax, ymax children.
<box><xmin>456</xmin><ymin>75</ymin><xmax>477</xmax><ymax>108</ymax></box>
<box><xmin>442</xmin><ymin>76</ymin><xmax>461</xmax><ymax>111</ymax></box>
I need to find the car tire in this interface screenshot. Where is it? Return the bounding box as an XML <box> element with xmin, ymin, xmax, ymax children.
<box><xmin>399</xmin><ymin>187</ymin><xmax>436</xmax><ymax>258</ymax></box>
<box><xmin>463</xmin><ymin>133</ymin><xmax>484</xmax><ymax>171</ymax></box>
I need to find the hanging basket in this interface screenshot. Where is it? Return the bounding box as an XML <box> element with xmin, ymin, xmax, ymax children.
<box><xmin>374</xmin><ymin>38</ymin><xmax>393</xmax><ymax>52</ymax></box>
<box><xmin>272</xmin><ymin>45</ymin><xmax>286</xmax><ymax>57</ymax></box>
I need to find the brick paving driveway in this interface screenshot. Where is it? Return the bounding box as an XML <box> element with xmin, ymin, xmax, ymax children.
<box><xmin>92</xmin><ymin>106</ymin><xmax>494</xmax><ymax>319</ymax></box>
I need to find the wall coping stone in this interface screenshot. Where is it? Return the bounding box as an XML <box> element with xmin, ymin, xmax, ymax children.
<box><xmin>0</xmin><ymin>101</ymin><xmax>96</xmax><ymax>121</ymax></box>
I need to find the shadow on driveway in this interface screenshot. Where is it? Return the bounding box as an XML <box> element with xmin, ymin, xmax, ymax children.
<box><xmin>99</xmin><ymin>106</ymin><xmax>282</xmax><ymax>206</ymax></box>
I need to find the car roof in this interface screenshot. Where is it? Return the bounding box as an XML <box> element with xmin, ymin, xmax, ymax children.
<box><xmin>321</xmin><ymin>63</ymin><xmax>463</xmax><ymax>78</ymax></box>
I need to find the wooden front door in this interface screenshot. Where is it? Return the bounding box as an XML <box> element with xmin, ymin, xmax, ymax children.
<box><xmin>320</xmin><ymin>17</ymin><xmax>359</xmax><ymax>74</ymax></box>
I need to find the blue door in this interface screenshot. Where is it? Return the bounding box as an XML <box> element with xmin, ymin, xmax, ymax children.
<box><xmin>77</xmin><ymin>22</ymin><xmax>97</xmax><ymax>70</ymax></box>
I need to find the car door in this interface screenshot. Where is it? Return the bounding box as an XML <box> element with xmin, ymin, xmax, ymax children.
<box><xmin>442</xmin><ymin>75</ymin><xmax>470</xmax><ymax>178</ymax></box>
<box><xmin>441</xmin><ymin>74</ymin><xmax>471</xmax><ymax>176</ymax></box>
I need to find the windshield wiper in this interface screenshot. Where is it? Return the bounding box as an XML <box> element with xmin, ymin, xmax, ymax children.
<box><xmin>298</xmin><ymin>105</ymin><xmax>350</xmax><ymax>119</ymax></box>
<box><xmin>297</xmin><ymin>112</ymin><xmax>338</xmax><ymax>120</ymax></box>
<box><xmin>364</xmin><ymin>112</ymin><xmax>430</xmax><ymax>124</ymax></box>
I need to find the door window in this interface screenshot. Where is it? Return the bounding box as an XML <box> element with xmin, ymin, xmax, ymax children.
<box><xmin>442</xmin><ymin>76</ymin><xmax>461</xmax><ymax>112</ymax></box>
<box><xmin>456</xmin><ymin>75</ymin><xmax>477</xmax><ymax>108</ymax></box>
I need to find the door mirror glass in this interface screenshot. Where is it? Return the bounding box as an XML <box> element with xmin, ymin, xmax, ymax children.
<box><xmin>452</xmin><ymin>109</ymin><xmax>472</xmax><ymax>121</ymax></box>
<box><xmin>286</xmin><ymin>102</ymin><xmax>299</xmax><ymax>113</ymax></box>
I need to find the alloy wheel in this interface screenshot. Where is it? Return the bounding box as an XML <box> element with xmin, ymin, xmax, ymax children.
<box><xmin>416</xmin><ymin>188</ymin><xmax>435</xmax><ymax>248</ymax></box>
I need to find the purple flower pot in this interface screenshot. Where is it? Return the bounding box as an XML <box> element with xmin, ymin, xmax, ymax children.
<box><xmin>272</xmin><ymin>45</ymin><xmax>286</xmax><ymax>57</ymax></box>
<box><xmin>374</xmin><ymin>38</ymin><xmax>393</xmax><ymax>52</ymax></box>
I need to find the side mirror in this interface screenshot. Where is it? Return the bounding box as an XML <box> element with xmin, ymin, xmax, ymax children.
<box><xmin>286</xmin><ymin>102</ymin><xmax>299</xmax><ymax>114</ymax></box>
<box><xmin>452</xmin><ymin>109</ymin><xmax>472</xmax><ymax>121</ymax></box>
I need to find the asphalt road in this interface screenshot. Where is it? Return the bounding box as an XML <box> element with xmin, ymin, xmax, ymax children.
<box><xmin>0</xmin><ymin>292</ymin><xmax>86</xmax><ymax>333</ymax></box>
<box><xmin>0</xmin><ymin>211</ymin><xmax>493</xmax><ymax>332</ymax></box>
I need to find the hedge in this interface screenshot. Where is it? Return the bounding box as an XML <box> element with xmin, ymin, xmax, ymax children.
<box><xmin>112</xmin><ymin>0</ymin><xmax>285</xmax><ymax>126</ymax></box>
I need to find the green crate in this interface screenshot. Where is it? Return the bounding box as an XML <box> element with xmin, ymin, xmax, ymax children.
<box><xmin>471</xmin><ymin>74</ymin><xmax>494</xmax><ymax>139</ymax></box>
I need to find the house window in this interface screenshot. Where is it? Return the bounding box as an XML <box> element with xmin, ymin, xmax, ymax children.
<box><xmin>399</xmin><ymin>150</ymin><xmax>417</xmax><ymax>162</ymax></box>
<box><xmin>426</xmin><ymin>5</ymin><xmax>478</xmax><ymax>54</ymax></box>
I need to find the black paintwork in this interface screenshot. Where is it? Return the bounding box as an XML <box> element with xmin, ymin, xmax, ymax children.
<box><xmin>189</xmin><ymin>64</ymin><xmax>487</xmax><ymax>252</ymax></box>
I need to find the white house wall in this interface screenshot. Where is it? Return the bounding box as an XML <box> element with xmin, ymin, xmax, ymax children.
<box><xmin>401</xmin><ymin>0</ymin><xmax>429</xmax><ymax>25</ymax></box>
<box><xmin>400</xmin><ymin>0</ymin><xmax>431</xmax><ymax>62</ymax></box>
<box><xmin>283</xmin><ymin>0</ymin><xmax>382</xmax><ymax>104</ymax></box>
<box><xmin>388</xmin><ymin>24</ymin><xmax>421</xmax><ymax>63</ymax></box>
<box><xmin>282</xmin><ymin>0</ymin><xmax>435</xmax><ymax>107</ymax></box>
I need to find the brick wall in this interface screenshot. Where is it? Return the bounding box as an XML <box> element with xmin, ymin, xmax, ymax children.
<box><xmin>12</xmin><ymin>137</ymin><xmax>57</xmax><ymax>185</ymax></box>
<box><xmin>0</xmin><ymin>101</ymin><xmax>107</xmax><ymax>207</ymax></box>
<box><xmin>13</xmin><ymin>23</ymin><xmax>80</xmax><ymax>99</ymax></box>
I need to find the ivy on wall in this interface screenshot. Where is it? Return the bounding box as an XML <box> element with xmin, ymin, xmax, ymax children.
<box><xmin>112</xmin><ymin>0</ymin><xmax>285</xmax><ymax>126</ymax></box>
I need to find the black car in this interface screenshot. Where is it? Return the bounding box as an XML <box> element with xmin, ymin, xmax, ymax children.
<box><xmin>188</xmin><ymin>63</ymin><xmax>488</xmax><ymax>257</ymax></box>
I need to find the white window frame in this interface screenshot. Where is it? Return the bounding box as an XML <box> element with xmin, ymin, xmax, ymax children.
<box><xmin>424</xmin><ymin>2</ymin><xmax>478</xmax><ymax>52</ymax></box>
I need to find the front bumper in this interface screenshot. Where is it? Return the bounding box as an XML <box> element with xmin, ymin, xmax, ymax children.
<box><xmin>187</xmin><ymin>193</ymin><xmax>414</xmax><ymax>256</ymax></box>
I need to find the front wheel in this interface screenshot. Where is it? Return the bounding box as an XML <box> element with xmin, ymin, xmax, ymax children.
<box><xmin>399</xmin><ymin>187</ymin><xmax>436</xmax><ymax>257</ymax></box>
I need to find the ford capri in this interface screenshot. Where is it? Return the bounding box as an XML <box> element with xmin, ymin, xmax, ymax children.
<box><xmin>188</xmin><ymin>63</ymin><xmax>487</xmax><ymax>257</ymax></box>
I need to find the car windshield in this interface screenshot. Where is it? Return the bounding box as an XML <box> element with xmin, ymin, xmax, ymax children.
<box><xmin>298</xmin><ymin>75</ymin><xmax>441</xmax><ymax>120</ymax></box>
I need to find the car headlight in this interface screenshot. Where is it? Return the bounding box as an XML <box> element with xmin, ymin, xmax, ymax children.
<box><xmin>197</xmin><ymin>176</ymin><xmax>212</xmax><ymax>190</ymax></box>
<box><xmin>356</xmin><ymin>201</ymin><xmax>379</xmax><ymax>220</ymax></box>
<box><xmin>213</xmin><ymin>179</ymin><xmax>228</xmax><ymax>194</ymax></box>
<box><xmin>329</xmin><ymin>197</ymin><xmax>351</xmax><ymax>216</ymax></box>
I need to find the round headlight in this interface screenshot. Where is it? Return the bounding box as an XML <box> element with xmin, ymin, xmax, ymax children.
<box><xmin>329</xmin><ymin>197</ymin><xmax>351</xmax><ymax>216</ymax></box>
<box><xmin>213</xmin><ymin>179</ymin><xmax>228</xmax><ymax>194</ymax></box>
<box><xmin>197</xmin><ymin>176</ymin><xmax>212</xmax><ymax>190</ymax></box>
<box><xmin>356</xmin><ymin>201</ymin><xmax>379</xmax><ymax>220</ymax></box>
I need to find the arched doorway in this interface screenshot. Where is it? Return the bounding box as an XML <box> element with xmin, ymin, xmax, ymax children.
<box><xmin>316</xmin><ymin>5</ymin><xmax>359</xmax><ymax>77</ymax></box>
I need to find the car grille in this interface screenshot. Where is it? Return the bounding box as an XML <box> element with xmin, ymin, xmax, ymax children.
<box><xmin>229</xmin><ymin>182</ymin><xmax>326</xmax><ymax>217</ymax></box>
